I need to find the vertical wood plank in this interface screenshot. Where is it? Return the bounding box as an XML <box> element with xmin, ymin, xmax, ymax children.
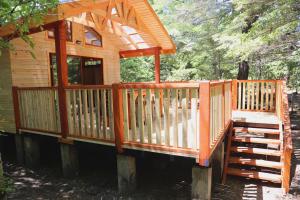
<box><xmin>137</xmin><ymin>89</ymin><xmax>144</xmax><ymax>143</ymax></box>
<box><xmin>182</xmin><ymin>89</ymin><xmax>189</xmax><ymax>148</ymax></box>
<box><xmin>238</xmin><ymin>81</ymin><xmax>242</xmax><ymax>110</ymax></box>
<box><xmin>260</xmin><ymin>82</ymin><xmax>265</xmax><ymax>111</ymax></box>
<box><xmin>255</xmin><ymin>82</ymin><xmax>259</xmax><ymax>110</ymax></box>
<box><xmin>154</xmin><ymin>89</ymin><xmax>161</xmax><ymax>145</ymax></box>
<box><xmin>83</xmin><ymin>89</ymin><xmax>88</xmax><ymax>136</ymax></box>
<box><xmin>242</xmin><ymin>82</ymin><xmax>246</xmax><ymax>110</ymax></box>
<box><xmin>122</xmin><ymin>89</ymin><xmax>129</xmax><ymax>142</ymax></box>
<box><xmin>108</xmin><ymin>89</ymin><xmax>114</xmax><ymax>140</ymax></box>
<box><xmin>163</xmin><ymin>89</ymin><xmax>170</xmax><ymax>146</ymax></box>
<box><xmin>129</xmin><ymin>89</ymin><xmax>137</xmax><ymax>141</ymax></box>
<box><xmin>171</xmin><ymin>89</ymin><xmax>178</xmax><ymax>147</ymax></box>
<box><xmin>191</xmin><ymin>89</ymin><xmax>198</xmax><ymax>150</ymax></box>
<box><xmin>101</xmin><ymin>89</ymin><xmax>107</xmax><ymax>139</ymax></box>
<box><xmin>145</xmin><ymin>89</ymin><xmax>153</xmax><ymax>144</ymax></box>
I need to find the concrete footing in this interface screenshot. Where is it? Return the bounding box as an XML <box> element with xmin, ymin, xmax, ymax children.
<box><xmin>117</xmin><ymin>154</ymin><xmax>136</xmax><ymax>194</ymax></box>
<box><xmin>23</xmin><ymin>135</ymin><xmax>40</xmax><ymax>168</ymax></box>
<box><xmin>15</xmin><ymin>134</ymin><xmax>25</xmax><ymax>165</ymax></box>
<box><xmin>211</xmin><ymin>142</ymin><xmax>224</xmax><ymax>184</ymax></box>
<box><xmin>192</xmin><ymin>166</ymin><xmax>212</xmax><ymax>200</ymax></box>
<box><xmin>60</xmin><ymin>143</ymin><xmax>79</xmax><ymax>177</ymax></box>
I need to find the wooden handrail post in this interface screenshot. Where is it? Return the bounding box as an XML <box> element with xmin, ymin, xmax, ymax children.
<box><xmin>199</xmin><ymin>81</ymin><xmax>211</xmax><ymax>166</ymax></box>
<box><xmin>232</xmin><ymin>79</ymin><xmax>238</xmax><ymax>110</ymax></box>
<box><xmin>12</xmin><ymin>87</ymin><xmax>21</xmax><ymax>133</ymax></box>
<box><xmin>54</xmin><ymin>20</ymin><xmax>69</xmax><ymax>138</ymax></box>
<box><xmin>112</xmin><ymin>83</ymin><xmax>124</xmax><ymax>153</ymax></box>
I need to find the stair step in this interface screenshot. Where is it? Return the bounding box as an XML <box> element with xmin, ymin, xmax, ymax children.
<box><xmin>234</xmin><ymin>127</ymin><xmax>280</xmax><ymax>135</ymax></box>
<box><xmin>227</xmin><ymin>168</ymin><xmax>282</xmax><ymax>183</ymax></box>
<box><xmin>231</xmin><ymin>146</ymin><xmax>281</xmax><ymax>156</ymax></box>
<box><xmin>229</xmin><ymin>157</ymin><xmax>283</xmax><ymax>169</ymax></box>
<box><xmin>232</xmin><ymin>136</ymin><xmax>280</xmax><ymax>145</ymax></box>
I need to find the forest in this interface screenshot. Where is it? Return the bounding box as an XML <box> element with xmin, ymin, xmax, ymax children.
<box><xmin>121</xmin><ymin>0</ymin><xmax>300</xmax><ymax>90</ymax></box>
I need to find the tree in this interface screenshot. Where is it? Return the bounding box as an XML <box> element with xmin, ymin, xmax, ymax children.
<box><xmin>215</xmin><ymin>0</ymin><xmax>300</xmax><ymax>81</ymax></box>
<box><xmin>0</xmin><ymin>0</ymin><xmax>58</xmax><ymax>53</ymax></box>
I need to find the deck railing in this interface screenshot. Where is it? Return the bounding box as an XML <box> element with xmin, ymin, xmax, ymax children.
<box><xmin>12</xmin><ymin>81</ymin><xmax>233</xmax><ymax>165</ymax></box>
<box><xmin>65</xmin><ymin>85</ymin><xmax>115</xmax><ymax>145</ymax></box>
<box><xmin>113</xmin><ymin>82</ymin><xmax>201</xmax><ymax>157</ymax></box>
<box><xmin>12</xmin><ymin>87</ymin><xmax>61</xmax><ymax>134</ymax></box>
<box><xmin>234</xmin><ymin>80</ymin><xmax>277</xmax><ymax>111</ymax></box>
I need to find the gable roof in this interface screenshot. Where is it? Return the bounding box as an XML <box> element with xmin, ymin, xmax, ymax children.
<box><xmin>0</xmin><ymin>0</ymin><xmax>176</xmax><ymax>55</ymax></box>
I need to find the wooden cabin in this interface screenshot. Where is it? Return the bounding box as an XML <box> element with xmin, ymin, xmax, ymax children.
<box><xmin>0</xmin><ymin>0</ymin><xmax>292</xmax><ymax>198</ymax></box>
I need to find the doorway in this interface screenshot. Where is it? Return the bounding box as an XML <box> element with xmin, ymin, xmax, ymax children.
<box><xmin>49</xmin><ymin>53</ymin><xmax>104</xmax><ymax>86</ymax></box>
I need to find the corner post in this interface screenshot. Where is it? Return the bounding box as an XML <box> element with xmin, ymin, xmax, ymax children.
<box><xmin>199</xmin><ymin>81</ymin><xmax>211</xmax><ymax>166</ymax></box>
<box><xmin>54</xmin><ymin>20</ymin><xmax>69</xmax><ymax>138</ymax></box>
<box><xmin>112</xmin><ymin>84</ymin><xmax>124</xmax><ymax>153</ymax></box>
<box><xmin>232</xmin><ymin>79</ymin><xmax>238</xmax><ymax>110</ymax></box>
<box><xmin>154</xmin><ymin>47</ymin><xmax>161</xmax><ymax>84</ymax></box>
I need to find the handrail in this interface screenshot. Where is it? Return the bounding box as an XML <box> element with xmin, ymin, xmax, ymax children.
<box><xmin>279</xmin><ymin>81</ymin><xmax>293</xmax><ymax>193</ymax></box>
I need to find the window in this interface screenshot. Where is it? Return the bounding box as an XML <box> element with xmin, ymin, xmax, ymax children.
<box><xmin>84</xmin><ymin>26</ymin><xmax>102</xmax><ymax>47</ymax></box>
<box><xmin>50</xmin><ymin>54</ymin><xmax>103</xmax><ymax>86</ymax></box>
<box><xmin>50</xmin><ymin>54</ymin><xmax>81</xmax><ymax>86</ymax></box>
<box><xmin>48</xmin><ymin>21</ymin><xmax>73</xmax><ymax>42</ymax></box>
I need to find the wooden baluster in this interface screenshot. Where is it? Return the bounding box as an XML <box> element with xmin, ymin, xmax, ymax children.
<box><xmin>182</xmin><ymin>89</ymin><xmax>189</xmax><ymax>148</ymax></box>
<box><xmin>247</xmin><ymin>82</ymin><xmax>250</xmax><ymax>110</ymax></box>
<box><xmin>138</xmin><ymin>89</ymin><xmax>144</xmax><ymax>143</ymax></box>
<box><xmin>191</xmin><ymin>89</ymin><xmax>198</xmax><ymax>150</ymax></box>
<box><xmin>154</xmin><ymin>89</ymin><xmax>162</xmax><ymax>145</ymax></box>
<box><xmin>89</xmin><ymin>89</ymin><xmax>95</xmax><ymax>137</ymax></box>
<box><xmin>256</xmin><ymin>82</ymin><xmax>259</xmax><ymax>110</ymax></box>
<box><xmin>232</xmin><ymin>80</ymin><xmax>237</xmax><ymax>110</ymax></box>
<box><xmin>260</xmin><ymin>82</ymin><xmax>265</xmax><ymax>111</ymax></box>
<box><xmin>129</xmin><ymin>89</ymin><xmax>137</xmax><ymax>141</ymax></box>
<box><xmin>171</xmin><ymin>89</ymin><xmax>178</xmax><ymax>147</ymax></box>
<box><xmin>238</xmin><ymin>81</ymin><xmax>242</xmax><ymax>110</ymax></box>
<box><xmin>251</xmin><ymin>82</ymin><xmax>255</xmax><ymax>110</ymax></box>
<box><xmin>101</xmin><ymin>89</ymin><xmax>107</xmax><ymax>139</ymax></box>
<box><xmin>145</xmin><ymin>89</ymin><xmax>153</xmax><ymax>144</ymax></box>
<box><xmin>122</xmin><ymin>89</ymin><xmax>129</xmax><ymax>141</ymax></box>
<box><xmin>108</xmin><ymin>89</ymin><xmax>114</xmax><ymax>140</ymax></box>
<box><xmin>242</xmin><ymin>82</ymin><xmax>246</xmax><ymax>110</ymax></box>
<box><xmin>95</xmin><ymin>90</ymin><xmax>101</xmax><ymax>138</ymax></box>
<box><xmin>78</xmin><ymin>90</ymin><xmax>83</xmax><ymax>136</ymax></box>
<box><xmin>163</xmin><ymin>89</ymin><xmax>170</xmax><ymax>146</ymax></box>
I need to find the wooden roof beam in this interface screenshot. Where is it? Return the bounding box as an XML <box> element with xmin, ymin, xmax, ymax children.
<box><xmin>119</xmin><ymin>47</ymin><xmax>162</xmax><ymax>58</ymax></box>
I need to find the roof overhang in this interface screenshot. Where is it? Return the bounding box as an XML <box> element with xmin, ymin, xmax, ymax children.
<box><xmin>0</xmin><ymin>0</ymin><xmax>176</xmax><ymax>56</ymax></box>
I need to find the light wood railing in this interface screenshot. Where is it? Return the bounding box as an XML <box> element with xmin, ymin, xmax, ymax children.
<box><xmin>65</xmin><ymin>85</ymin><xmax>115</xmax><ymax>144</ymax></box>
<box><xmin>235</xmin><ymin>80</ymin><xmax>277</xmax><ymax>111</ymax></box>
<box><xmin>275</xmin><ymin>81</ymin><xmax>292</xmax><ymax>193</ymax></box>
<box><xmin>113</xmin><ymin>82</ymin><xmax>201</xmax><ymax>157</ymax></box>
<box><xmin>13</xmin><ymin>87</ymin><xmax>61</xmax><ymax>134</ymax></box>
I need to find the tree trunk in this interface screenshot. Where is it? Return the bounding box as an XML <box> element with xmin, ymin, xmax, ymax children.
<box><xmin>237</xmin><ymin>60</ymin><xmax>249</xmax><ymax>80</ymax></box>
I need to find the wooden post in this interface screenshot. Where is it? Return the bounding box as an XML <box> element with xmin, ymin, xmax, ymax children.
<box><xmin>232</xmin><ymin>80</ymin><xmax>238</xmax><ymax>110</ymax></box>
<box><xmin>199</xmin><ymin>81</ymin><xmax>211</xmax><ymax>166</ymax></box>
<box><xmin>12</xmin><ymin>87</ymin><xmax>21</xmax><ymax>133</ymax></box>
<box><xmin>154</xmin><ymin>47</ymin><xmax>161</xmax><ymax>84</ymax></box>
<box><xmin>55</xmin><ymin>20</ymin><xmax>69</xmax><ymax>138</ymax></box>
<box><xmin>112</xmin><ymin>84</ymin><xmax>124</xmax><ymax>153</ymax></box>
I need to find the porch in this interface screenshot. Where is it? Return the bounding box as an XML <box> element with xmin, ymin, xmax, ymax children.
<box><xmin>12</xmin><ymin>80</ymin><xmax>287</xmax><ymax>163</ymax></box>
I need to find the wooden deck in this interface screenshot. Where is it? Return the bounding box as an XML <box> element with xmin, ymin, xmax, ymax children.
<box><xmin>232</xmin><ymin>111</ymin><xmax>279</xmax><ymax>125</ymax></box>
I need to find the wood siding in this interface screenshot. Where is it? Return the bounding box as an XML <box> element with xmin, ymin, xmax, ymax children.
<box><xmin>9</xmin><ymin>22</ymin><xmax>121</xmax><ymax>87</ymax></box>
<box><xmin>0</xmin><ymin>49</ymin><xmax>16</xmax><ymax>133</ymax></box>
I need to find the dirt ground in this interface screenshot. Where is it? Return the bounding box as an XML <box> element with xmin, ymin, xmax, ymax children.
<box><xmin>2</xmin><ymin>94</ymin><xmax>300</xmax><ymax>200</ymax></box>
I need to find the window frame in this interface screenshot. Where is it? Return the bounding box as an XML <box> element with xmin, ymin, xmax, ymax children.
<box><xmin>84</xmin><ymin>26</ymin><xmax>103</xmax><ymax>47</ymax></box>
<box><xmin>47</xmin><ymin>21</ymin><xmax>73</xmax><ymax>42</ymax></box>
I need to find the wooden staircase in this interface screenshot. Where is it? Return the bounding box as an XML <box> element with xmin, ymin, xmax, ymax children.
<box><xmin>222</xmin><ymin>122</ymin><xmax>283</xmax><ymax>184</ymax></box>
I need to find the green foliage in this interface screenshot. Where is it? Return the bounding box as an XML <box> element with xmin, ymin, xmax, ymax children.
<box><xmin>121</xmin><ymin>0</ymin><xmax>300</xmax><ymax>89</ymax></box>
<box><xmin>0</xmin><ymin>0</ymin><xmax>59</xmax><ymax>54</ymax></box>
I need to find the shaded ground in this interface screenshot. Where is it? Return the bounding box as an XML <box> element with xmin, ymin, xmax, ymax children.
<box><xmin>1</xmin><ymin>94</ymin><xmax>300</xmax><ymax>200</ymax></box>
